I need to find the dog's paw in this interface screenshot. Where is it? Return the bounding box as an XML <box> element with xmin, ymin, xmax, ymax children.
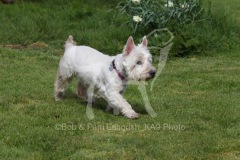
<box><xmin>55</xmin><ymin>98</ymin><xmax>62</xmax><ymax>102</ymax></box>
<box><xmin>54</xmin><ymin>92</ymin><xmax>63</xmax><ymax>101</ymax></box>
<box><xmin>123</xmin><ymin>110</ymin><xmax>139</xmax><ymax>119</ymax></box>
<box><xmin>129</xmin><ymin>112</ymin><xmax>139</xmax><ymax>119</ymax></box>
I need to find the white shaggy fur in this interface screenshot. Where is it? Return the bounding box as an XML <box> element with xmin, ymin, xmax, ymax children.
<box><xmin>54</xmin><ymin>35</ymin><xmax>156</xmax><ymax>119</ymax></box>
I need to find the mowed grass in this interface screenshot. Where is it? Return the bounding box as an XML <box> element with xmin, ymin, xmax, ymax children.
<box><xmin>0</xmin><ymin>0</ymin><xmax>131</xmax><ymax>55</ymax></box>
<box><xmin>0</xmin><ymin>0</ymin><xmax>240</xmax><ymax>159</ymax></box>
<box><xmin>1</xmin><ymin>48</ymin><xmax>240</xmax><ymax>159</ymax></box>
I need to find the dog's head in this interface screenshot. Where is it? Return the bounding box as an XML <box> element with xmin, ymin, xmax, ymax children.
<box><xmin>122</xmin><ymin>36</ymin><xmax>156</xmax><ymax>81</ymax></box>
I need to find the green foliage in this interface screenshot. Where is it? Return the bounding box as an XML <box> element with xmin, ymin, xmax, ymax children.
<box><xmin>116</xmin><ymin>0</ymin><xmax>206</xmax><ymax>55</ymax></box>
<box><xmin>116</xmin><ymin>0</ymin><xmax>240</xmax><ymax>56</ymax></box>
<box><xmin>0</xmin><ymin>0</ymin><xmax>239</xmax><ymax>56</ymax></box>
<box><xmin>116</xmin><ymin>0</ymin><xmax>203</xmax><ymax>32</ymax></box>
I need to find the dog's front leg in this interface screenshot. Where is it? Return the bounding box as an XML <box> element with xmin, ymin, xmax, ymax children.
<box><xmin>105</xmin><ymin>92</ymin><xmax>139</xmax><ymax>119</ymax></box>
<box><xmin>106</xmin><ymin>103</ymin><xmax>120</xmax><ymax>116</ymax></box>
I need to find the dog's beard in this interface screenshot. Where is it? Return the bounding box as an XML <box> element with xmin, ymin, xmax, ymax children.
<box><xmin>139</xmin><ymin>72</ymin><xmax>153</xmax><ymax>81</ymax></box>
<box><xmin>127</xmin><ymin>68</ymin><xmax>152</xmax><ymax>81</ymax></box>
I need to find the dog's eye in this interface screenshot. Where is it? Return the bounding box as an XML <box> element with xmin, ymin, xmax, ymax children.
<box><xmin>136</xmin><ymin>61</ymin><xmax>142</xmax><ymax>65</ymax></box>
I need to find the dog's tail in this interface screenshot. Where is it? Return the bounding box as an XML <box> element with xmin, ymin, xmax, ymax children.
<box><xmin>64</xmin><ymin>35</ymin><xmax>75</xmax><ymax>49</ymax></box>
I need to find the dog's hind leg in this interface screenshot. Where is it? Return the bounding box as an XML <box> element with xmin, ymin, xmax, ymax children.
<box><xmin>54</xmin><ymin>69</ymin><xmax>73</xmax><ymax>101</ymax></box>
<box><xmin>76</xmin><ymin>81</ymin><xmax>88</xmax><ymax>102</ymax></box>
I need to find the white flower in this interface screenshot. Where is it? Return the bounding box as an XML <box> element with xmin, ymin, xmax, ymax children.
<box><xmin>133</xmin><ymin>15</ymin><xmax>142</xmax><ymax>23</ymax></box>
<box><xmin>164</xmin><ymin>1</ymin><xmax>190</xmax><ymax>8</ymax></box>
<box><xmin>164</xmin><ymin>0</ymin><xmax>174</xmax><ymax>7</ymax></box>
<box><xmin>180</xmin><ymin>3</ymin><xmax>189</xmax><ymax>8</ymax></box>
<box><xmin>132</xmin><ymin>0</ymin><xmax>141</xmax><ymax>4</ymax></box>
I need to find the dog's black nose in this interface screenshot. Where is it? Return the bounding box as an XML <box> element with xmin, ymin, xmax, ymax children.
<box><xmin>149</xmin><ymin>70</ymin><xmax>156</xmax><ymax>77</ymax></box>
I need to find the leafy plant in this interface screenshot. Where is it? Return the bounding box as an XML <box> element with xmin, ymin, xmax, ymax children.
<box><xmin>116</xmin><ymin>0</ymin><xmax>204</xmax><ymax>33</ymax></box>
<box><xmin>116</xmin><ymin>0</ymin><xmax>208</xmax><ymax>56</ymax></box>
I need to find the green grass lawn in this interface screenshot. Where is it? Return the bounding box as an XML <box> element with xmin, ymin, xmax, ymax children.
<box><xmin>0</xmin><ymin>0</ymin><xmax>240</xmax><ymax>159</ymax></box>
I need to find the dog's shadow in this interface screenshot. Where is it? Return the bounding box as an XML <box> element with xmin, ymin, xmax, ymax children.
<box><xmin>64</xmin><ymin>89</ymin><xmax>148</xmax><ymax>115</ymax></box>
<box><xmin>130</xmin><ymin>101</ymin><xmax>149</xmax><ymax>115</ymax></box>
<box><xmin>64</xmin><ymin>89</ymin><xmax>106</xmax><ymax>110</ymax></box>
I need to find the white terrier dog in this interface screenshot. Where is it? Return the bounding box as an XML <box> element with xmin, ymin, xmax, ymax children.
<box><xmin>54</xmin><ymin>35</ymin><xmax>156</xmax><ymax>119</ymax></box>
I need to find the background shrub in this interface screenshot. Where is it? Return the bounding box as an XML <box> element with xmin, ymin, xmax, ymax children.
<box><xmin>115</xmin><ymin>0</ymin><xmax>240</xmax><ymax>56</ymax></box>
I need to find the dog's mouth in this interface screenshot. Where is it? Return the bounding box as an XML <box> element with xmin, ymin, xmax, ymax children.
<box><xmin>137</xmin><ymin>70</ymin><xmax>156</xmax><ymax>81</ymax></box>
<box><xmin>137</xmin><ymin>74</ymin><xmax>155</xmax><ymax>81</ymax></box>
<box><xmin>128</xmin><ymin>68</ymin><xmax>156</xmax><ymax>81</ymax></box>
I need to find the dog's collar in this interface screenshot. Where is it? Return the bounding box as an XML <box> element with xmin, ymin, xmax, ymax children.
<box><xmin>112</xmin><ymin>60</ymin><xmax>125</xmax><ymax>81</ymax></box>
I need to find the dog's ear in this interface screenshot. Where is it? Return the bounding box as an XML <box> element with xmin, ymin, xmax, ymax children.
<box><xmin>141</xmin><ymin>36</ymin><xmax>148</xmax><ymax>47</ymax></box>
<box><xmin>123</xmin><ymin>36</ymin><xmax>135</xmax><ymax>56</ymax></box>
<box><xmin>67</xmin><ymin>35</ymin><xmax>74</xmax><ymax>44</ymax></box>
<box><xmin>64</xmin><ymin>35</ymin><xmax>75</xmax><ymax>49</ymax></box>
